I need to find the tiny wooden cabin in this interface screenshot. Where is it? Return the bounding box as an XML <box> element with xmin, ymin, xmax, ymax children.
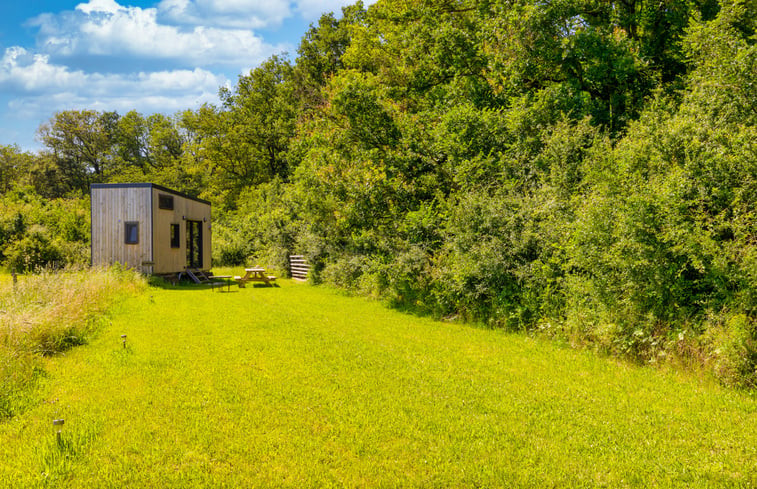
<box><xmin>90</xmin><ymin>183</ymin><xmax>212</xmax><ymax>274</ymax></box>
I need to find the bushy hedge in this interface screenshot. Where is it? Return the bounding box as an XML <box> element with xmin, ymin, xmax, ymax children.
<box><xmin>0</xmin><ymin>189</ymin><xmax>90</xmax><ymax>272</ymax></box>
<box><xmin>233</xmin><ymin>3</ymin><xmax>757</xmax><ymax>387</ymax></box>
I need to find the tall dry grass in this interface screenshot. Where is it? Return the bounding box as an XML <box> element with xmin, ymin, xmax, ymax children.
<box><xmin>0</xmin><ymin>267</ymin><xmax>146</xmax><ymax>418</ymax></box>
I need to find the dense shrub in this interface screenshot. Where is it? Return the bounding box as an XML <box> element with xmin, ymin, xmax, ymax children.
<box><xmin>211</xmin><ymin>180</ymin><xmax>298</xmax><ymax>273</ymax></box>
<box><xmin>0</xmin><ymin>189</ymin><xmax>89</xmax><ymax>271</ymax></box>
<box><xmin>705</xmin><ymin>314</ymin><xmax>757</xmax><ymax>388</ymax></box>
<box><xmin>3</xmin><ymin>229</ymin><xmax>63</xmax><ymax>273</ymax></box>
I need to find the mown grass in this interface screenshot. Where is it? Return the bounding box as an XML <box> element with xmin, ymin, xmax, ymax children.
<box><xmin>1</xmin><ymin>273</ymin><xmax>756</xmax><ymax>487</ymax></box>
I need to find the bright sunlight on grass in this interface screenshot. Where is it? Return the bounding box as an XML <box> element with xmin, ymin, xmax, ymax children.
<box><xmin>1</xmin><ymin>275</ymin><xmax>756</xmax><ymax>487</ymax></box>
<box><xmin>0</xmin><ymin>268</ymin><xmax>145</xmax><ymax>420</ymax></box>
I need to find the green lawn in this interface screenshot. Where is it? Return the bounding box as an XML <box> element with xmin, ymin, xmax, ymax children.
<box><xmin>1</xmin><ymin>276</ymin><xmax>756</xmax><ymax>487</ymax></box>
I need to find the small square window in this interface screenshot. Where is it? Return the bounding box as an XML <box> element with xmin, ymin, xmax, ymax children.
<box><xmin>170</xmin><ymin>223</ymin><xmax>180</xmax><ymax>248</ymax></box>
<box><xmin>158</xmin><ymin>194</ymin><xmax>174</xmax><ymax>210</ymax></box>
<box><xmin>125</xmin><ymin>222</ymin><xmax>139</xmax><ymax>244</ymax></box>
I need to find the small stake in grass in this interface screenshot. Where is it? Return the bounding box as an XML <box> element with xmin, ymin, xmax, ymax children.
<box><xmin>121</xmin><ymin>334</ymin><xmax>127</xmax><ymax>348</ymax></box>
<box><xmin>53</xmin><ymin>419</ymin><xmax>64</xmax><ymax>444</ymax></box>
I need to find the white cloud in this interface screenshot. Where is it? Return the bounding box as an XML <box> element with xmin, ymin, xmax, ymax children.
<box><xmin>294</xmin><ymin>0</ymin><xmax>366</xmax><ymax>19</ymax></box>
<box><xmin>29</xmin><ymin>1</ymin><xmax>288</xmax><ymax>70</ymax></box>
<box><xmin>75</xmin><ymin>0</ymin><xmax>124</xmax><ymax>15</ymax></box>
<box><xmin>0</xmin><ymin>47</ymin><xmax>87</xmax><ymax>94</ymax></box>
<box><xmin>157</xmin><ymin>0</ymin><xmax>291</xmax><ymax>29</ymax></box>
<box><xmin>0</xmin><ymin>47</ymin><xmax>228</xmax><ymax>120</ymax></box>
<box><xmin>1</xmin><ymin>0</ymin><xmax>379</xmax><ymax>150</ymax></box>
<box><xmin>26</xmin><ymin>0</ymin><xmax>378</xmax><ymax>71</ymax></box>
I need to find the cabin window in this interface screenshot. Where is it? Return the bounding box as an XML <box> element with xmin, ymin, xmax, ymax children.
<box><xmin>125</xmin><ymin>222</ymin><xmax>139</xmax><ymax>244</ymax></box>
<box><xmin>170</xmin><ymin>223</ymin><xmax>180</xmax><ymax>248</ymax></box>
<box><xmin>158</xmin><ymin>194</ymin><xmax>174</xmax><ymax>210</ymax></box>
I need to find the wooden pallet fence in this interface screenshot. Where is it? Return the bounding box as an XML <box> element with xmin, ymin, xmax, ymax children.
<box><xmin>289</xmin><ymin>255</ymin><xmax>310</xmax><ymax>281</ymax></box>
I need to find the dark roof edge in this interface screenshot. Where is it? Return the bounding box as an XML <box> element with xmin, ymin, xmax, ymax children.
<box><xmin>90</xmin><ymin>183</ymin><xmax>211</xmax><ymax>206</ymax></box>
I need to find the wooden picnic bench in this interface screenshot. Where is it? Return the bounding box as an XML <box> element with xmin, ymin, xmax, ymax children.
<box><xmin>234</xmin><ymin>268</ymin><xmax>277</xmax><ymax>288</ymax></box>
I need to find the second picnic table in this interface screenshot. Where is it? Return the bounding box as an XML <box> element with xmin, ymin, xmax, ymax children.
<box><xmin>235</xmin><ymin>268</ymin><xmax>277</xmax><ymax>288</ymax></box>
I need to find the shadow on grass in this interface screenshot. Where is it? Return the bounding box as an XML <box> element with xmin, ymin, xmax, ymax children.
<box><xmin>146</xmin><ymin>276</ymin><xmax>282</xmax><ymax>292</ymax></box>
<box><xmin>385</xmin><ymin>291</ymin><xmax>503</xmax><ymax>332</ymax></box>
<box><xmin>146</xmin><ymin>276</ymin><xmax>236</xmax><ymax>292</ymax></box>
<box><xmin>386</xmin><ymin>296</ymin><xmax>438</xmax><ymax>320</ymax></box>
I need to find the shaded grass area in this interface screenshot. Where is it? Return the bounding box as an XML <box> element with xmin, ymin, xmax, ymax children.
<box><xmin>1</xmin><ymin>277</ymin><xmax>756</xmax><ymax>487</ymax></box>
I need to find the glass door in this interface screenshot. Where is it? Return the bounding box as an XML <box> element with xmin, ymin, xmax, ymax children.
<box><xmin>186</xmin><ymin>220</ymin><xmax>203</xmax><ymax>269</ymax></box>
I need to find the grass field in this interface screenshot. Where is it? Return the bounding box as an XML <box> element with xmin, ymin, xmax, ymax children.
<box><xmin>1</xmin><ymin>273</ymin><xmax>756</xmax><ymax>487</ymax></box>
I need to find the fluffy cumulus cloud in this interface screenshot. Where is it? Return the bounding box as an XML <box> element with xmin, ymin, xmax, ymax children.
<box><xmin>157</xmin><ymin>0</ymin><xmax>292</xmax><ymax>29</ymax></box>
<box><xmin>0</xmin><ymin>46</ymin><xmax>227</xmax><ymax>119</ymax></box>
<box><xmin>0</xmin><ymin>47</ymin><xmax>87</xmax><ymax>96</ymax></box>
<box><xmin>294</xmin><ymin>0</ymin><xmax>370</xmax><ymax>19</ymax></box>
<box><xmin>0</xmin><ymin>0</ymin><xmax>375</xmax><ymax>149</ymax></box>
<box><xmin>28</xmin><ymin>0</ymin><xmax>286</xmax><ymax>70</ymax></box>
<box><xmin>76</xmin><ymin>0</ymin><xmax>124</xmax><ymax>15</ymax></box>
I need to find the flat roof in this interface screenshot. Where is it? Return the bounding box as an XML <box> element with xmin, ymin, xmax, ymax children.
<box><xmin>90</xmin><ymin>183</ymin><xmax>211</xmax><ymax>206</ymax></box>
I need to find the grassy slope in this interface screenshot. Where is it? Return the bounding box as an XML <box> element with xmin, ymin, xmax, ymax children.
<box><xmin>1</xmin><ymin>277</ymin><xmax>756</xmax><ymax>487</ymax></box>
<box><xmin>1</xmin><ymin>269</ymin><xmax>145</xmax><ymax>420</ymax></box>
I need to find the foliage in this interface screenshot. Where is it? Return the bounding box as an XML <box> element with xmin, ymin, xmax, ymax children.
<box><xmin>0</xmin><ymin>145</ymin><xmax>36</xmax><ymax>193</ymax></box>
<box><xmin>0</xmin><ymin>189</ymin><xmax>89</xmax><ymax>271</ymax></box>
<box><xmin>1</xmin><ymin>0</ymin><xmax>756</xmax><ymax>385</ymax></box>
<box><xmin>36</xmin><ymin>110</ymin><xmax>118</xmax><ymax>193</ymax></box>
<box><xmin>3</xmin><ymin>231</ymin><xmax>63</xmax><ymax>273</ymax></box>
<box><xmin>706</xmin><ymin>313</ymin><xmax>757</xmax><ymax>388</ymax></box>
<box><xmin>212</xmin><ymin>178</ymin><xmax>298</xmax><ymax>271</ymax></box>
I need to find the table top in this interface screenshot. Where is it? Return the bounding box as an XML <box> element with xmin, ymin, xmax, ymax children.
<box><xmin>245</xmin><ymin>268</ymin><xmax>265</xmax><ymax>272</ymax></box>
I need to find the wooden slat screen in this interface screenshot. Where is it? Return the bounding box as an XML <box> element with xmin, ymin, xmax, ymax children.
<box><xmin>289</xmin><ymin>255</ymin><xmax>310</xmax><ymax>281</ymax></box>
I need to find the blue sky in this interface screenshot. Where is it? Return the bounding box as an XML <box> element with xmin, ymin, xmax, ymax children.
<box><xmin>0</xmin><ymin>0</ymin><xmax>368</xmax><ymax>151</ymax></box>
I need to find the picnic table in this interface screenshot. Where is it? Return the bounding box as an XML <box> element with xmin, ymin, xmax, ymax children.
<box><xmin>234</xmin><ymin>268</ymin><xmax>277</xmax><ymax>288</ymax></box>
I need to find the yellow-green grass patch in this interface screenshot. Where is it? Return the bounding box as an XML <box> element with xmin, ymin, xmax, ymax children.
<box><xmin>1</xmin><ymin>277</ymin><xmax>756</xmax><ymax>487</ymax></box>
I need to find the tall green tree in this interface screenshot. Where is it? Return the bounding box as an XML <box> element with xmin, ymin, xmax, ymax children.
<box><xmin>0</xmin><ymin>145</ymin><xmax>36</xmax><ymax>193</ymax></box>
<box><xmin>37</xmin><ymin>110</ymin><xmax>119</xmax><ymax>193</ymax></box>
<box><xmin>295</xmin><ymin>1</ymin><xmax>367</xmax><ymax>108</ymax></box>
<box><xmin>183</xmin><ymin>56</ymin><xmax>298</xmax><ymax>206</ymax></box>
<box><xmin>107</xmin><ymin>111</ymin><xmax>185</xmax><ymax>183</ymax></box>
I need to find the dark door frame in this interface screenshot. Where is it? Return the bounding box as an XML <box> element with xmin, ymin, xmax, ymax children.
<box><xmin>186</xmin><ymin>220</ymin><xmax>203</xmax><ymax>269</ymax></box>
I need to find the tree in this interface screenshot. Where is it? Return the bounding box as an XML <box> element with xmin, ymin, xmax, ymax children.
<box><xmin>37</xmin><ymin>110</ymin><xmax>119</xmax><ymax>192</ymax></box>
<box><xmin>112</xmin><ymin>110</ymin><xmax>151</xmax><ymax>175</ymax></box>
<box><xmin>295</xmin><ymin>2</ymin><xmax>367</xmax><ymax>108</ymax></box>
<box><xmin>0</xmin><ymin>145</ymin><xmax>36</xmax><ymax>193</ymax></box>
<box><xmin>182</xmin><ymin>56</ymin><xmax>298</xmax><ymax>206</ymax></box>
<box><xmin>107</xmin><ymin>111</ymin><xmax>185</xmax><ymax>182</ymax></box>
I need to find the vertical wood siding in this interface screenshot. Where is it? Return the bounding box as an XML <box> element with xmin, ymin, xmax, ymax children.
<box><xmin>91</xmin><ymin>186</ymin><xmax>152</xmax><ymax>272</ymax></box>
<box><xmin>91</xmin><ymin>184</ymin><xmax>212</xmax><ymax>274</ymax></box>
<box><xmin>151</xmin><ymin>188</ymin><xmax>212</xmax><ymax>274</ymax></box>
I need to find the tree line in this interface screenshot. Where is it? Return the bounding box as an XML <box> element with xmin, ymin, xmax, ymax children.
<box><xmin>1</xmin><ymin>0</ymin><xmax>755</xmax><ymax>386</ymax></box>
